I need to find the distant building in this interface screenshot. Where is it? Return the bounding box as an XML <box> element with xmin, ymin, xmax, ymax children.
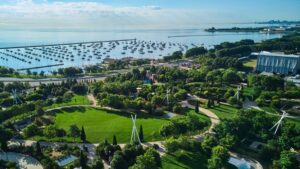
<box><xmin>256</xmin><ymin>51</ymin><xmax>300</xmax><ymax>75</ymax></box>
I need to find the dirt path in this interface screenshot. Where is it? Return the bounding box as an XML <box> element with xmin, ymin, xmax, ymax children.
<box><xmin>87</xmin><ymin>94</ymin><xmax>97</xmax><ymax>106</ymax></box>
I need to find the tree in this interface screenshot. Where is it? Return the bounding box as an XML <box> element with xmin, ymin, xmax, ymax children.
<box><xmin>91</xmin><ymin>159</ymin><xmax>104</xmax><ymax>169</ymax></box>
<box><xmin>186</xmin><ymin>47</ymin><xmax>208</xmax><ymax>57</ymax></box>
<box><xmin>39</xmin><ymin>71</ymin><xmax>45</xmax><ymax>76</ymax></box>
<box><xmin>23</xmin><ymin>124</ymin><xmax>39</xmax><ymax>137</ymax></box>
<box><xmin>113</xmin><ymin>135</ymin><xmax>117</xmax><ymax>145</ymax></box>
<box><xmin>37</xmin><ymin>107</ymin><xmax>45</xmax><ymax>116</ymax></box>
<box><xmin>0</xmin><ymin>141</ymin><xmax>8</xmax><ymax>151</ymax></box>
<box><xmin>144</xmin><ymin>148</ymin><xmax>161</xmax><ymax>167</ymax></box>
<box><xmin>139</xmin><ymin>125</ymin><xmax>144</xmax><ymax>142</ymax></box>
<box><xmin>151</xmin><ymin>95</ymin><xmax>163</xmax><ymax>107</ymax></box>
<box><xmin>279</xmin><ymin>151</ymin><xmax>298</xmax><ymax>169</ymax></box>
<box><xmin>69</xmin><ymin>125</ymin><xmax>80</xmax><ymax>141</ymax></box>
<box><xmin>71</xmin><ymin>84</ymin><xmax>88</xmax><ymax>95</ymax></box>
<box><xmin>130</xmin><ymin>148</ymin><xmax>160</xmax><ymax>169</ymax></box>
<box><xmin>206</xmin><ymin>99</ymin><xmax>212</xmax><ymax>108</ymax></box>
<box><xmin>201</xmin><ymin>136</ymin><xmax>217</xmax><ymax>154</ymax></box>
<box><xmin>195</xmin><ymin>101</ymin><xmax>199</xmax><ymax>113</ymax></box>
<box><xmin>222</xmin><ymin>69</ymin><xmax>240</xmax><ymax>84</ymax></box>
<box><xmin>43</xmin><ymin>125</ymin><xmax>58</xmax><ymax>138</ymax></box>
<box><xmin>219</xmin><ymin>134</ymin><xmax>236</xmax><ymax>149</ymax></box>
<box><xmin>36</xmin><ymin>141</ymin><xmax>42</xmax><ymax>157</ymax></box>
<box><xmin>81</xmin><ymin>126</ymin><xmax>86</xmax><ymax>142</ymax></box>
<box><xmin>110</xmin><ymin>151</ymin><xmax>128</xmax><ymax>169</ymax></box>
<box><xmin>208</xmin><ymin>146</ymin><xmax>230</xmax><ymax>169</ymax></box>
<box><xmin>80</xmin><ymin>151</ymin><xmax>88</xmax><ymax>169</ymax></box>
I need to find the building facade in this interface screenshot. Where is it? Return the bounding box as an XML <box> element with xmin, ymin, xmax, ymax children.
<box><xmin>256</xmin><ymin>51</ymin><xmax>300</xmax><ymax>75</ymax></box>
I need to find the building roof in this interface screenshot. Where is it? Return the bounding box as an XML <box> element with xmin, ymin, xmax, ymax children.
<box><xmin>259</xmin><ymin>51</ymin><xmax>300</xmax><ymax>58</ymax></box>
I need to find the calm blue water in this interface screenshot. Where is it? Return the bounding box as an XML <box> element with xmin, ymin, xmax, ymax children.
<box><xmin>0</xmin><ymin>25</ymin><xmax>283</xmax><ymax>72</ymax></box>
<box><xmin>229</xmin><ymin>157</ymin><xmax>252</xmax><ymax>169</ymax></box>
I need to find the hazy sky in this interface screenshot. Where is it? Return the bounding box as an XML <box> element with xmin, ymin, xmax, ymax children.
<box><xmin>0</xmin><ymin>0</ymin><xmax>299</xmax><ymax>30</ymax></box>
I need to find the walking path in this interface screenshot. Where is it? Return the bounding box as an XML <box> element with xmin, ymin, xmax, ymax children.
<box><xmin>0</xmin><ymin>74</ymin><xmax>112</xmax><ymax>86</ymax></box>
<box><xmin>8</xmin><ymin>94</ymin><xmax>263</xmax><ymax>169</ymax></box>
<box><xmin>0</xmin><ymin>152</ymin><xmax>43</xmax><ymax>169</ymax></box>
<box><xmin>87</xmin><ymin>94</ymin><xmax>98</xmax><ymax>106</ymax></box>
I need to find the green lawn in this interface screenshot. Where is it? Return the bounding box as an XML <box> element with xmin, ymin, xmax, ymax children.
<box><xmin>37</xmin><ymin>107</ymin><xmax>169</xmax><ymax>143</ymax></box>
<box><xmin>161</xmin><ymin>150</ymin><xmax>236</xmax><ymax>169</ymax></box>
<box><xmin>46</xmin><ymin>95</ymin><xmax>91</xmax><ymax>109</ymax></box>
<box><xmin>208</xmin><ymin>104</ymin><xmax>239</xmax><ymax>120</ymax></box>
<box><xmin>161</xmin><ymin>150</ymin><xmax>208</xmax><ymax>169</ymax></box>
<box><xmin>243</xmin><ymin>59</ymin><xmax>257</xmax><ymax>68</ymax></box>
<box><xmin>260</xmin><ymin>106</ymin><xmax>279</xmax><ymax>114</ymax></box>
<box><xmin>183</xmin><ymin>108</ymin><xmax>211</xmax><ymax>124</ymax></box>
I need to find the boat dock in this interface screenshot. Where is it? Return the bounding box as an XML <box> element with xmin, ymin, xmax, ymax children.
<box><xmin>17</xmin><ymin>64</ymin><xmax>64</xmax><ymax>71</ymax></box>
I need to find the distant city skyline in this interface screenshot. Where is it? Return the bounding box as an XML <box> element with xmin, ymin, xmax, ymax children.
<box><xmin>0</xmin><ymin>0</ymin><xmax>299</xmax><ymax>30</ymax></box>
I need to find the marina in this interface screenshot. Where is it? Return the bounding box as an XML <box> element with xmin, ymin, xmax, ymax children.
<box><xmin>0</xmin><ymin>28</ymin><xmax>283</xmax><ymax>72</ymax></box>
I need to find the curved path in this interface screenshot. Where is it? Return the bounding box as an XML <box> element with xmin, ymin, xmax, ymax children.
<box><xmin>0</xmin><ymin>152</ymin><xmax>43</xmax><ymax>169</ymax></box>
<box><xmin>9</xmin><ymin>94</ymin><xmax>263</xmax><ymax>169</ymax></box>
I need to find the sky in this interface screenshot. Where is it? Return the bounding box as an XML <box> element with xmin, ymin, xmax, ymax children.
<box><xmin>0</xmin><ymin>0</ymin><xmax>299</xmax><ymax>30</ymax></box>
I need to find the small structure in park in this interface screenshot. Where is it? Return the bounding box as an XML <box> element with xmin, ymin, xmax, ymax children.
<box><xmin>269</xmin><ymin>109</ymin><xmax>289</xmax><ymax>135</ymax></box>
<box><xmin>163</xmin><ymin>88</ymin><xmax>171</xmax><ymax>105</ymax></box>
<box><xmin>130</xmin><ymin>114</ymin><xmax>141</xmax><ymax>144</ymax></box>
<box><xmin>256</xmin><ymin>51</ymin><xmax>300</xmax><ymax>75</ymax></box>
<box><xmin>11</xmin><ymin>89</ymin><xmax>22</xmax><ymax>105</ymax></box>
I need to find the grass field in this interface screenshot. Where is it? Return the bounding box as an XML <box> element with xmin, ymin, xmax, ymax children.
<box><xmin>41</xmin><ymin>107</ymin><xmax>170</xmax><ymax>143</ymax></box>
<box><xmin>208</xmin><ymin>104</ymin><xmax>239</xmax><ymax>120</ymax></box>
<box><xmin>162</xmin><ymin>150</ymin><xmax>208</xmax><ymax>169</ymax></box>
<box><xmin>243</xmin><ymin>59</ymin><xmax>257</xmax><ymax>69</ymax></box>
<box><xmin>46</xmin><ymin>95</ymin><xmax>91</xmax><ymax>109</ymax></box>
<box><xmin>161</xmin><ymin>150</ymin><xmax>236</xmax><ymax>169</ymax></box>
<box><xmin>183</xmin><ymin>108</ymin><xmax>211</xmax><ymax>124</ymax></box>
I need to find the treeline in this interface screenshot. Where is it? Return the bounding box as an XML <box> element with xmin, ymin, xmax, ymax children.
<box><xmin>0</xmin><ymin>66</ymin><xmax>17</xmax><ymax>76</ymax></box>
<box><xmin>214</xmin><ymin>109</ymin><xmax>300</xmax><ymax>168</ymax></box>
<box><xmin>96</xmin><ymin>142</ymin><xmax>161</xmax><ymax>169</ymax></box>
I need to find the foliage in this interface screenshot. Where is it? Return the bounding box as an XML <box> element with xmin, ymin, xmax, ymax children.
<box><xmin>208</xmin><ymin>146</ymin><xmax>230</xmax><ymax>169</ymax></box>
<box><xmin>186</xmin><ymin>47</ymin><xmax>208</xmax><ymax>57</ymax></box>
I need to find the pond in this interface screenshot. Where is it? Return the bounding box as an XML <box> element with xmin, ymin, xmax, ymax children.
<box><xmin>56</xmin><ymin>155</ymin><xmax>77</xmax><ymax>166</ymax></box>
<box><xmin>228</xmin><ymin>157</ymin><xmax>252</xmax><ymax>169</ymax></box>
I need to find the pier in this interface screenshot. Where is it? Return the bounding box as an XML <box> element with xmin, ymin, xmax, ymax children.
<box><xmin>168</xmin><ymin>33</ymin><xmax>252</xmax><ymax>38</ymax></box>
<box><xmin>17</xmin><ymin>64</ymin><xmax>64</xmax><ymax>71</ymax></box>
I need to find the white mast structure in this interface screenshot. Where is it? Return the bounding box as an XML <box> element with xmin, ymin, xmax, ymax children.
<box><xmin>164</xmin><ymin>88</ymin><xmax>171</xmax><ymax>105</ymax></box>
<box><xmin>130</xmin><ymin>114</ymin><xmax>141</xmax><ymax>144</ymax></box>
<box><xmin>235</xmin><ymin>86</ymin><xmax>242</xmax><ymax>101</ymax></box>
<box><xmin>269</xmin><ymin>109</ymin><xmax>288</xmax><ymax>135</ymax></box>
<box><xmin>11</xmin><ymin>89</ymin><xmax>21</xmax><ymax>105</ymax></box>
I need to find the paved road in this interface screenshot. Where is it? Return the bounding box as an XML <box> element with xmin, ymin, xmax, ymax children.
<box><xmin>0</xmin><ymin>74</ymin><xmax>114</xmax><ymax>86</ymax></box>
<box><xmin>0</xmin><ymin>152</ymin><xmax>43</xmax><ymax>169</ymax></box>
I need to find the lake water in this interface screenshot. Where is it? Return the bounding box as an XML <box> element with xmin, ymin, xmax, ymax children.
<box><xmin>0</xmin><ymin>24</ymin><xmax>283</xmax><ymax>72</ymax></box>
